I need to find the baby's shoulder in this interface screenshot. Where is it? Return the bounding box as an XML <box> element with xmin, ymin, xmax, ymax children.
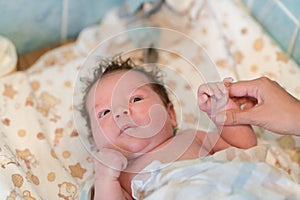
<box><xmin>176</xmin><ymin>129</ymin><xmax>207</xmax><ymax>141</ymax></box>
<box><xmin>177</xmin><ymin>129</ymin><xmax>207</xmax><ymax>135</ymax></box>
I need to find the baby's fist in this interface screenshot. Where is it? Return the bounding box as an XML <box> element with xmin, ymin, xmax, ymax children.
<box><xmin>94</xmin><ymin>148</ymin><xmax>128</xmax><ymax>179</ymax></box>
<box><xmin>198</xmin><ymin>81</ymin><xmax>229</xmax><ymax>117</ymax></box>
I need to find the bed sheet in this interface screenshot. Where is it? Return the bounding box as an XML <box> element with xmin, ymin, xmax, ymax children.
<box><xmin>1</xmin><ymin>0</ymin><xmax>299</xmax><ymax>199</ymax></box>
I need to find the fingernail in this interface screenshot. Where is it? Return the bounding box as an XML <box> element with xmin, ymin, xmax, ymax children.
<box><xmin>223</xmin><ymin>77</ymin><xmax>234</xmax><ymax>87</ymax></box>
<box><xmin>216</xmin><ymin>114</ymin><xmax>226</xmax><ymax>124</ymax></box>
<box><xmin>223</xmin><ymin>77</ymin><xmax>234</xmax><ymax>83</ymax></box>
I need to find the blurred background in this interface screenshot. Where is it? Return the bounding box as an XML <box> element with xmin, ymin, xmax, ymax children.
<box><xmin>242</xmin><ymin>0</ymin><xmax>300</xmax><ymax>65</ymax></box>
<box><xmin>0</xmin><ymin>0</ymin><xmax>124</xmax><ymax>54</ymax></box>
<box><xmin>0</xmin><ymin>0</ymin><xmax>299</xmax><ymax>70</ymax></box>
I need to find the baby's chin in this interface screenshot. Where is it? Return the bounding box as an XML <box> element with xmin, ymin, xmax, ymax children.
<box><xmin>120</xmin><ymin>146</ymin><xmax>155</xmax><ymax>160</ymax></box>
<box><xmin>101</xmin><ymin>144</ymin><xmax>148</xmax><ymax>161</ymax></box>
<box><xmin>122</xmin><ymin>151</ymin><xmax>144</xmax><ymax>160</ymax></box>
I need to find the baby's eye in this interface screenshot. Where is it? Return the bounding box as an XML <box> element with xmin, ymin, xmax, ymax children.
<box><xmin>98</xmin><ymin>109</ymin><xmax>110</xmax><ymax>118</ymax></box>
<box><xmin>131</xmin><ymin>97</ymin><xmax>143</xmax><ymax>103</ymax></box>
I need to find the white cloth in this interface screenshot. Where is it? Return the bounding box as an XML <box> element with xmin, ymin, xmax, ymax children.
<box><xmin>132</xmin><ymin>146</ymin><xmax>300</xmax><ymax>200</ymax></box>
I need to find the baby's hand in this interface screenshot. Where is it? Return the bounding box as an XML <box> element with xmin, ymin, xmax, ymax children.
<box><xmin>198</xmin><ymin>78</ymin><xmax>256</xmax><ymax>120</ymax></box>
<box><xmin>198</xmin><ymin>78</ymin><xmax>235</xmax><ymax>118</ymax></box>
<box><xmin>94</xmin><ymin>148</ymin><xmax>128</xmax><ymax>180</ymax></box>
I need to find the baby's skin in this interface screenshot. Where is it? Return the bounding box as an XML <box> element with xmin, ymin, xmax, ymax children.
<box><xmin>91</xmin><ymin>75</ymin><xmax>257</xmax><ymax>199</ymax></box>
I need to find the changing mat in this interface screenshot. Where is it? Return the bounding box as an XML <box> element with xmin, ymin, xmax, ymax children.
<box><xmin>1</xmin><ymin>0</ymin><xmax>300</xmax><ymax>199</ymax></box>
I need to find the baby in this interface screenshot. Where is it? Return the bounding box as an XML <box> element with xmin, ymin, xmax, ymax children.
<box><xmin>82</xmin><ymin>57</ymin><xmax>257</xmax><ymax>199</ymax></box>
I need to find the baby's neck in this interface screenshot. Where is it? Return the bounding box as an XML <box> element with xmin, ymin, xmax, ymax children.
<box><xmin>120</xmin><ymin>130</ymin><xmax>199</xmax><ymax>196</ymax></box>
<box><xmin>119</xmin><ymin>135</ymin><xmax>176</xmax><ymax>195</ymax></box>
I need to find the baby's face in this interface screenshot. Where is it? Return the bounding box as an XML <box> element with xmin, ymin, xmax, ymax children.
<box><xmin>86</xmin><ymin>70</ymin><xmax>177</xmax><ymax>158</ymax></box>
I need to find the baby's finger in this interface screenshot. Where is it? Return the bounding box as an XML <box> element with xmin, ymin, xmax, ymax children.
<box><xmin>199</xmin><ymin>83</ymin><xmax>223</xmax><ymax>99</ymax></box>
<box><xmin>207</xmin><ymin>83</ymin><xmax>223</xmax><ymax>99</ymax></box>
<box><xmin>215</xmin><ymin>82</ymin><xmax>228</xmax><ymax>98</ymax></box>
<box><xmin>198</xmin><ymin>94</ymin><xmax>211</xmax><ymax>112</ymax></box>
<box><xmin>198</xmin><ymin>84</ymin><xmax>213</xmax><ymax>96</ymax></box>
<box><xmin>198</xmin><ymin>93</ymin><xmax>208</xmax><ymax>104</ymax></box>
<box><xmin>223</xmin><ymin>77</ymin><xmax>234</xmax><ymax>86</ymax></box>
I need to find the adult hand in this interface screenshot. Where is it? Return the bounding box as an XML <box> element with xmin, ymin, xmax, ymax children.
<box><xmin>216</xmin><ymin>77</ymin><xmax>300</xmax><ymax>136</ymax></box>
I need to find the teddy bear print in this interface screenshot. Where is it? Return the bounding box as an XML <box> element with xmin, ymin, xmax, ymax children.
<box><xmin>0</xmin><ymin>151</ymin><xmax>19</xmax><ymax>169</ymax></box>
<box><xmin>6</xmin><ymin>189</ymin><xmax>36</xmax><ymax>200</ymax></box>
<box><xmin>58</xmin><ymin>182</ymin><xmax>78</xmax><ymax>200</ymax></box>
<box><xmin>54</xmin><ymin>128</ymin><xmax>64</xmax><ymax>146</ymax></box>
<box><xmin>6</xmin><ymin>190</ymin><xmax>17</xmax><ymax>200</ymax></box>
<box><xmin>25</xmin><ymin>92</ymin><xmax>35</xmax><ymax>107</ymax></box>
<box><xmin>23</xmin><ymin>190</ymin><xmax>36</xmax><ymax>200</ymax></box>
<box><xmin>26</xmin><ymin>171</ymin><xmax>40</xmax><ymax>185</ymax></box>
<box><xmin>37</xmin><ymin>91</ymin><xmax>61</xmax><ymax>117</ymax></box>
<box><xmin>277</xmin><ymin>135</ymin><xmax>300</xmax><ymax>166</ymax></box>
<box><xmin>16</xmin><ymin>149</ymin><xmax>38</xmax><ymax>169</ymax></box>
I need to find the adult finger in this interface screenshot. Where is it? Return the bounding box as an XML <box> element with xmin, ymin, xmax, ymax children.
<box><xmin>232</xmin><ymin>97</ymin><xmax>257</xmax><ymax>110</ymax></box>
<box><xmin>215</xmin><ymin>106</ymin><xmax>261</xmax><ymax>126</ymax></box>
<box><xmin>227</xmin><ymin>78</ymin><xmax>262</xmax><ymax>100</ymax></box>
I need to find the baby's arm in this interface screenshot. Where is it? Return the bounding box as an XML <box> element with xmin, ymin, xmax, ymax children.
<box><xmin>198</xmin><ymin>78</ymin><xmax>257</xmax><ymax>151</ymax></box>
<box><xmin>93</xmin><ymin>148</ymin><xmax>132</xmax><ymax>200</ymax></box>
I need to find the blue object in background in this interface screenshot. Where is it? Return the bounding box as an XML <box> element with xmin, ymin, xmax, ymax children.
<box><xmin>1</xmin><ymin>0</ymin><xmax>299</xmax><ymax>62</ymax></box>
<box><xmin>0</xmin><ymin>0</ymin><xmax>124</xmax><ymax>54</ymax></box>
<box><xmin>241</xmin><ymin>0</ymin><xmax>300</xmax><ymax>66</ymax></box>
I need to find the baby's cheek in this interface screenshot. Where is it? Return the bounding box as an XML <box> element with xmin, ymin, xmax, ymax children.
<box><xmin>132</xmin><ymin>103</ymin><xmax>166</xmax><ymax>126</ymax></box>
<box><xmin>131</xmin><ymin>107</ymin><xmax>152</xmax><ymax>125</ymax></box>
<box><xmin>93</xmin><ymin>131</ymin><xmax>106</xmax><ymax>148</ymax></box>
<box><xmin>94</xmin><ymin>122</ymin><xmax>117</xmax><ymax>148</ymax></box>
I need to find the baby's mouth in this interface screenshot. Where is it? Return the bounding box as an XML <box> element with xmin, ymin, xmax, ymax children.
<box><xmin>120</xmin><ymin>125</ymin><xmax>135</xmax><ymax>135</ymax></box>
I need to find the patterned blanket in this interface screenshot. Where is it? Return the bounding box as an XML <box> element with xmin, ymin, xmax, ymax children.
<box><xmin>1</xmin><ymin>0</ymin><xmax>299</xmax><ymax>199</ymax></box>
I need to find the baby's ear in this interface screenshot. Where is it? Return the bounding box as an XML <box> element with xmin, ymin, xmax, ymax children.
<box><xmin>167</xmin><ymin>103</ymin><xmax>177</xmax><ymax>127</ymax></box>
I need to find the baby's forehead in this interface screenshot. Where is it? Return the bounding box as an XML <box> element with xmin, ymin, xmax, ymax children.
<box><xmin>90</xmin><ymin>70</ymin><xmax>153</xmax><ymax>95</ymax></box>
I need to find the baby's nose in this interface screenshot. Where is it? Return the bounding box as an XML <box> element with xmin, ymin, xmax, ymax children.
<box><xmin>114</xmin><ymin>107</ymin><xmax>129</xmax><ymax>119</ymax></box>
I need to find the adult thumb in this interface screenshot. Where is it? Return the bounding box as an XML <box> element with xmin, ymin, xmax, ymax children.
<box><xmin>215</xmin><ymin>108</ymin><xmax>259</xmax><ymax>126</ymax></box>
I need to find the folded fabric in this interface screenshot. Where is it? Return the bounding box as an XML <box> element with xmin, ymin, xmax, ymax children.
<box><xmin>132</xmin><ymin>146</ymin><xmax>300</xmax><ymax>200</ymax></box>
